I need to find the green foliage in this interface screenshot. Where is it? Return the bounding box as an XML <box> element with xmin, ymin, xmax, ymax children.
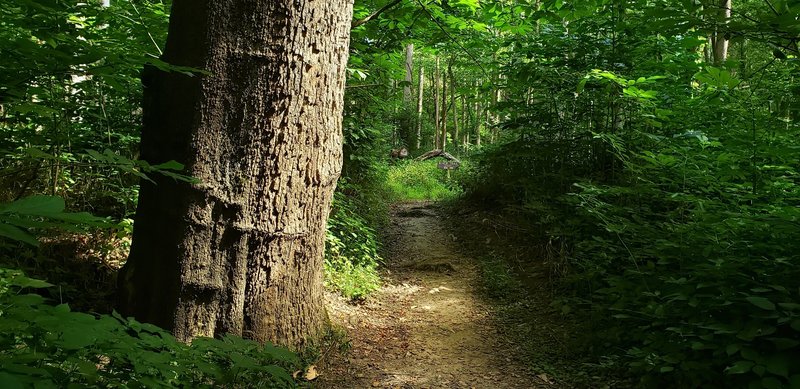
<box><xmin>0</xmin><ymin>195</ymin><xmax>108</xmax><ymax>246</ymax></box>
<box><xmin>323</xmin><ymin>100</ymin><xmax>393</xmax><ymax>300</ymax></box>
<box><xmin>0</xmin><ymin>268</ymin><xmax>299</xmax><ymax>388</ymax></box>
<box><xmin>387</xmin><ymin>160</ymin><xmax>462</xmax><ymax>201</ymax></box>
<box><xmin>459</xmin><ymin>0</ymin><xmax>800</xmax><ymax>386</ymax></box>
<box><xmin>475</xmin><ymin>252</ymin><xmax>519</xmax><ymax>300</ymax></box>
<box><xmin>324</xmin><ymin>192</ymin><xmax>382</xmax><ymax>300</ymax></box>
<box><xmin>0</xmin><ymin>0</ymin><xmax>181</xmax><ymax>217</ymax></box>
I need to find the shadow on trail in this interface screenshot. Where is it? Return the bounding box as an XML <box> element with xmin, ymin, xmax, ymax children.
<box><xmin>319</xmin><ymin>202</ymin><xmax>549</xmax><ymax>388</ymax></box>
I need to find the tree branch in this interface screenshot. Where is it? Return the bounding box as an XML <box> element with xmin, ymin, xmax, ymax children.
<box><xmin>351</xmin><ymin>0</ymin><xmax>404</xmax><ymax>29</ymax></box>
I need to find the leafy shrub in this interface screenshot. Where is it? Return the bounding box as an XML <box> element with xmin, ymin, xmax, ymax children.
<box><xmin>462</xmin><ymin>62</ymin><xmax>800</xmax><ymax>386</ymax></box>
<box><xmin>0</xmin><ymin>268</ymin><xmax>299</xmax><ymax>388</ymax></box>
<box><xmin>387</xmin><ymin>160</ymin><xmax>462</xmax><ymax>201</ymax></box>
<box><xmin>324</xmin><ymin>192</ymin><xmax>382</xmax><ymax>300</ymax></box>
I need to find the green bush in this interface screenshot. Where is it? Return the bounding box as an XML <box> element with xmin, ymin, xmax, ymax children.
<box><xmin>324</xmin><ymin>192</ymin><xmax>382</xmax><ymax>300</ymax></box>
<box><xmin>0</xmin><ymin>268</ymin><xmax>299</xmax><ymax>388</ymax></box>
<box><xmin>387</xmin><ymin>160</ymin><xmax>462</xmax><ymax>201</ymax></box>
<box><xmin>462</xmin><ymin>64</ymin><xmax>800</xmax><ymax>387</ymax></box>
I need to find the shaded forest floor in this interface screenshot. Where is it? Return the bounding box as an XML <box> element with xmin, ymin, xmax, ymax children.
<box><xmin>317</xmin><ymin>202</ymin><xmax>564</xmax><ymax>388</ymax></box>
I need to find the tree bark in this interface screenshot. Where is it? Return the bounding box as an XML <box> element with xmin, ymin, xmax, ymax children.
<box><xmin>118</xmin><ymin>0</ymin><xmax>354</xmax><ymax>349</ymax></box>
<box><xmin>417</xmin><ymin>66</ymin><xmax>424</xmax><ymax>150</ymax></box>
<box><xmin>450</xmin><ymin>63</ymin><xmax>458</xmax><ymax>151</ymax></box>
<box><xmin>404</xmin><ymin>44</ymin><xmax>414</xmax><ymax>104</ymax></box>
<box><xmin>710</xmin><ymin>0</ymin><xmax>731</xmax><ymax>65</ymax></box>
<box><xmin>475</xmin><ymin>82</ymin><xmax>481</xmax><ymax>147</ymax></box>
<box><xmin>441</xmin><ymin>59</ymin><xmax>449</xmax><ymax>152</ymax></box>
<box><xmin>461</xmin><ymin>94</ymin><xmax>468</xmax><ymax>148</ymax></box>
<box><xmin>434</xmin><ymin>57</ymin><xmax>440</xmax><ymax>149</ymax></box>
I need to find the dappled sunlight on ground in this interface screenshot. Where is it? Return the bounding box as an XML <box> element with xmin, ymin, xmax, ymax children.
<box><xmin>319</xmin><ymin>202</ymin><xmax>549</xmax><ymax>388</ymax></box>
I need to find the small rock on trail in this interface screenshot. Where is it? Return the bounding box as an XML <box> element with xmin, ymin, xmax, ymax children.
<box><xmin>318</xmin><ymin>202</ymin><xmax>548</xmax><ymax>388</ymax></box>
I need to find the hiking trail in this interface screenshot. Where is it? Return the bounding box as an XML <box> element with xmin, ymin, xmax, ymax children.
<box><xmin>318</xmin><ymin>202</ymin><xmax>552</xmax><ymax>388</ymax></box>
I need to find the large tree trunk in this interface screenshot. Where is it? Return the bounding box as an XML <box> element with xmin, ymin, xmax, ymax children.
<box><xmin>118</xmin><ymin>0</ymin><xmax>354</xmax><ymax>349</ymax></box>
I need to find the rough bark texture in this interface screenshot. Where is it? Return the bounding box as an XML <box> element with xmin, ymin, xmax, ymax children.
<box><xmin>119</xmin><ymin>0</ymin><xmax>354</xmax><ymax>348</ymax></box>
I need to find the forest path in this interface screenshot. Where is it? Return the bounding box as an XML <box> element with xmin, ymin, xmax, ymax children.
<box><xmin>317</xmin><ymin>202</ymin><xmax>548</xmax><ymax>388</ymax></box>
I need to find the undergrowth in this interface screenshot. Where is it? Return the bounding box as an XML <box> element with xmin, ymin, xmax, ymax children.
<box><xmin>0</xmin><ymin>268</ymin><xmax>299</xmax><ymax>388</ymax></box>
<box><xmin>461</xmin><ymin>64</ymin><xmax>800</xmax><ymax>387</ymax></box>
<box><xmin>387</xmin><ymin>160</ymin><xmax>462</xmax><ymax>201</ymax></box>
<box><xmin>324</xmin><ymin>193</ymin><xmax>382</xmax><ymax>301</ymax></box>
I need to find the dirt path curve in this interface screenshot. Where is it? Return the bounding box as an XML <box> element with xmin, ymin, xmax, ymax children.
<box><xmin>317</xmin><ymin>202</ymin><xmax>548</xmax><ymax>388</ymax></box>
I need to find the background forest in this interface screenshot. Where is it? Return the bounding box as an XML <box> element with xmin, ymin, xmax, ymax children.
<box><xmin>1</xmin><ymin>0</ymin><xmax>799</xmax><ymax>388</ymax></box>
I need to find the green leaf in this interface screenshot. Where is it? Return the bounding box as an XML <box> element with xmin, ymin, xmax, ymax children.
<box><xmin>726</xmin><ymin>360</ymin><xmax>755</xmax><ymax>375</ymax></box>
<box><xmin>764</xmin><ymin>355</ymin><xmax>790</xmax><ymax>378</ymax></box>
<box><xmin>0</xmin><ymin>224</ymin><xmax>39</xmax><ymax>246</ymax></box>
<box><xmin>762</xmin><ymin>377</ymin><xmax>783</xmax><ymax>389</ymax></box>
<box><xmin>152</xmin><ymin>160</ymin><xmax>185</xmax><ymax>171</ymax></box>
<box><xmin>57</xmin><ymin>328</ymin><xmax>98</xmax><ymax>350</ymax></box>
<box><xmin>746</xmin><ymin>296</ymin><xmax>776</xmax><ymax>311</ymax></box>
<box><xmin>0</xmin><ymin>196</ymin><xmax>65</xmax><ymax>216</ymax></box>
<box><xmin>768</xmin><ymin>337</ymin><xmax>800</xmax><ymax>350</ymax></box>
<box><xmin>577</xmin><ymin>78</ymin><xmax>587</xmax><ymax>94</ymax></box>
<box><xmin>12</xmin><ymin>275</ymin><xmax>53</xmax><ymax>289</ymax></box>
<box><xmin>0</xmin><ymin>373</ymin><xmax>25</xmax><ymax>389</ymax></box>
<box><xmin>263</xmin><ymin>364</ymin><xmax>295</xmax><ymax>383</ymax></box>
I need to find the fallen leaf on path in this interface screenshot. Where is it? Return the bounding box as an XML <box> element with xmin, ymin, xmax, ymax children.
<box><xmin>537</xmin><ymin>373</ymin><xmax>553</xmax><ymax>384</ymax></box>
<box><xmin>304</xmin><ymin>365</ymin><xmax>319</xmax><ymax>381</ymax></box>
<box><xmin>428</xmin><ymin>286</ymin><xmax>453</xmax><ymax>294</ymax></box>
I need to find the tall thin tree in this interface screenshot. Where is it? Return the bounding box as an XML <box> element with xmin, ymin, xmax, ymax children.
<box><xmin>417</xmin><ymin>66</ymin><xmax>425</xmax><ymax>150</ymax></box>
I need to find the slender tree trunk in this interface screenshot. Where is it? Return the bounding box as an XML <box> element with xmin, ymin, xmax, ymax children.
<box><xmin>441</xmin><ymin>59</ymin><xmax>449</xmax><ymax>152</ymax></box>
<box><xmin>475</xmin><ymin>84</ymin><xmax>481</xmax><ymax>147</ymax></box>
<box><xmin>450</xmin><ymin>64</ymin><xmax>458</xmax><ymax>151</ymax></box>
<box><xmin>710</xmin><ymin>0</ymin><xmax>731</xmax><ymax>65</ymax></box>
<box><xmin>434</xmin><ymin>57</ymin><xmax>440</xmax><ymax>149</ymax></box>
<box><xmin>404</xmin><ymin>44</ymin><xmax>414</xmax><ymax>104</ymax></box>
<box><xmin>119</xmin><ymin>0</ymin><xmax>354</xmax><ymax>349</ymax></box>
<box><xmin>461</xmin><ymin>94</ymin><xmax>468</xmax><ymax>148</ymax></box>
<box><xmin>416</xmin><ymin>66</ymin><xmax>424</xmax><ymax>150</ymax></box>
<box><xmin>490</xmin><ymin>89</ymin><xmax>499</xmax><ymax>143</ymax></box>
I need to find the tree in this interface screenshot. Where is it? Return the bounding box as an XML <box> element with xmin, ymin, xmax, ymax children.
<box><xmin>434</xmin><ymin>56</ymin><xmax>441</xmax><ymax>148</ymax></box>
<box><xmin>118</xmin><ymin>0</ymin><xmax>355</xmax><ymax>348</ymax></box>
<box><xmin>710</xmin><ymin>0</ymin><xmax>732</xmax><ymax>65</ymax></box>
<box><xmin>403</xmin><ymin>43</ymin><xmax>414</xmax><ymax>104</ymax></box>
<box><xmin>417</xmin><ymin>66</ymin><xmax>425</xmax><ymax>150</ymax></box>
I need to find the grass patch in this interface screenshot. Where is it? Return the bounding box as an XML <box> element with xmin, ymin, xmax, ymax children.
<box><xmin>387</xmin><ymin>160</ymin><xmax>462</xmax><ymax>201</ymax></box>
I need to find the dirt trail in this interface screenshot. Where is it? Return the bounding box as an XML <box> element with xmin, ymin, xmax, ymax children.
<box><xmin>318</xmin><ymin>202</ymin><xmax>548</xmax><ymax>388</ymax></box>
